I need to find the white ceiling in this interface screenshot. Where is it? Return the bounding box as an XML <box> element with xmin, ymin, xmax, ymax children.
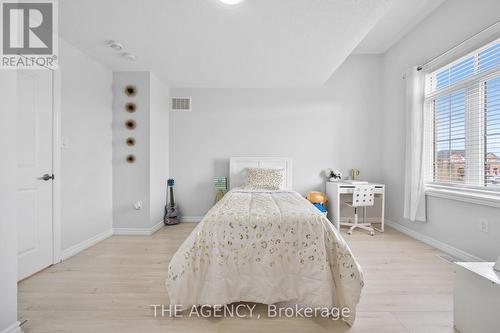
<box><xmin>59</xmin><ymin>0</ymin><xmax>444</xmax><ymax>88</ymax></box>
<box><xmin>353</xmin><ymin>0</ymin><xmax>446</xmax><ymax>54</ymax></box>
<box><xmin>59</xmin><ymin>0</ymin><xmax>393</xmax><ymax>88</ymax></box>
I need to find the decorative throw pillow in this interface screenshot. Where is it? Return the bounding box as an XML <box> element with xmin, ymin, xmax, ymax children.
<box><xmin>244</xmin><ymin>168</ymin><xmax>284</xmax><ymax>190</ymax></box>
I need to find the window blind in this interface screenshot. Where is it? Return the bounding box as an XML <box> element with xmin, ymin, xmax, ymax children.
<box><xmin>424</xmin><ymin>39</ymin><xmax>500</xmax><ymax>189</ymax></box>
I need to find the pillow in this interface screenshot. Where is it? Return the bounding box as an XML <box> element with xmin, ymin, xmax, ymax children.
<box><xmin>244</xmin><ymin>167</ymin><xmax>284</xmax><ymax>190</ymax></box>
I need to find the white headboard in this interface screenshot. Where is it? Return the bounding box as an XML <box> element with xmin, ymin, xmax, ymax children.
<box><xmin>229</xmin><ymin>156</ymin><xmax>293</xmax><ymax>190</ymax></box>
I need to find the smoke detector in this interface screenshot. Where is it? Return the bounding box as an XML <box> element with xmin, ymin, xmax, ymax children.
<box><xmin>106</xmin><ymin>40</ymin><xmax>123</xmax><ymax>51</ymax></box>
<box><xmin>121</xmin><ymin>52</ymin><xmax>137</xmax><ymax>61</ymax></box>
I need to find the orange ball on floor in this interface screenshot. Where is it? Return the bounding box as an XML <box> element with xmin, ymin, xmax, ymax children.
<box><xmin>306</xmin><ymin>191</ymin><xmax>327</xmax><ymax>204</ymax></box>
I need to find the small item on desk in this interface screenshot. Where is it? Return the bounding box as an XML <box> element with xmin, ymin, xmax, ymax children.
<box><xmin>325</xmin><ymin>168</ymin><xmax>342</xmax><ymax>182</ymax></box>
<box><xmin>351</xmin><ymin>168</ymin><xmax>361</xmax><ymax>180</ymax></box>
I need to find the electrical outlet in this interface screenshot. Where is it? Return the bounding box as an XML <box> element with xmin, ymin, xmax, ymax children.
<box><xmin>479</xmin><ymin>219</ymin><xmax>489</xmax><ymax>233</ymax></box>
<box><xmin>61</xmin><ymin>136</ymin><xmax>69</xmax><ymax>149</ymax></box>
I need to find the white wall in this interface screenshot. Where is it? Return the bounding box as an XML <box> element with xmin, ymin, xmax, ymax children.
<box><xmin>0</xmin><ymin>71</ymin><xmax>20</xmax><ymax>332</ymax></box>
<box><xmin>170</xmin><ymin>55</ymin><xmax>384</xmax><ymax>218</ymax></box>
<box><xmin>149</xmin><ymin>74</ymin><xmax>170</xmax><ymax>227</ymax></box>
<box><xmin>0</xmin><ymin>40</ymin><xmax>113</xmax><ymax>331</ymax></box>
<box><xmin>112</xmin><ymin>72</ymin><xmax>151</xmax><ymax>230</ymax></box>
<box><xmin>60</xmin><ymin>39</ymin><xmax>113</xmax><ymax>250</ymax></box>
<box><xmin>112</xmin><ymin>72</ymin><xmax>170</xmax><ymax>230</ymax></box>
<box><xmin>382</xmin><ymin>0</ymin><xmax>500</xmax><ymax>261</ymax></box>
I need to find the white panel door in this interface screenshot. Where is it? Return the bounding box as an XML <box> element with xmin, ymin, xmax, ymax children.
<box><xmin>17</xmin><ymin>69</ymin><xmax>54</xmax><ymax>280</ymax></box>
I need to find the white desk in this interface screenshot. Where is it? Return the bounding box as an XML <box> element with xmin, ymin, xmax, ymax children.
<box><xmin>325</xmin><ymin>181</ymin><xmax>385</xmax><ymax>231</ymax></box>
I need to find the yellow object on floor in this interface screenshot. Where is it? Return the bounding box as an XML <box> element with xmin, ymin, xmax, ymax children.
<box><xmin>306</xmin><ymin>191</ymin><xmax>327</xmax><ymax>204</ymax></box>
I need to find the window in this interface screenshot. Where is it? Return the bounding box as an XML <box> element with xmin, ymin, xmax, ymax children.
<box><xmin>425</xmin><ymin>39</ymin><xmax>500</xmax><ymax>190</ymax></box>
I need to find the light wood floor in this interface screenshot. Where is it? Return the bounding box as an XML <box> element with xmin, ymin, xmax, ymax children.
<box><xmin>19</xmin><ymin>224</ymin><xmax>458</xmax><ymax>333</ymax></box>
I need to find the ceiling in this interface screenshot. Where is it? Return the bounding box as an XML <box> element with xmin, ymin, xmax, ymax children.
<box><xmin>59</xmin><ymin>0</ymin><xmax>392</xmax><ymax>88</ymax></box>
<box><xmin>59</xmin><ymin>0</ymin><xmax>444</xmax><ymax>88</ymax></box>
<box><xmin>353</xmin><ymin>0</ymin><xmax>446</xmax><ymax>54</ymax></box>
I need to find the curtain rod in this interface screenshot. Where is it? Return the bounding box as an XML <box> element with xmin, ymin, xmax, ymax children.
<box><xmin>417</xmin><ymin>21</ymin><xmax>499</xmax><ymax>71</ymax></box>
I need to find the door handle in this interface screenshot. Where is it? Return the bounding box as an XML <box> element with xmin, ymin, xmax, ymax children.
<box><xmin>38</xmin><ymin>174</ymin><xmax>54</xmax><ymax>181</ymax></box>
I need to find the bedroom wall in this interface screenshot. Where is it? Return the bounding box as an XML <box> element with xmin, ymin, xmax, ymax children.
<box><xmin>59</xmin><ymin>39</ymin><xmax>114</xmax><ymax>252</ymax></box>
<box><xmin>382</xmin><ymin>0</ymin><xmax>500</xmax><ymax>261</ymax></box>
<box><xmin>149</xmin><ymin>74</ymin><xmax>170</xmax><ymax>227</ymax></box>
<box><xmin>170</xmin><ymin>55</ymin><xmax>384</xmax><ymax>218</ymax></box>
<box><xmin>0</xmin><ymin>71</ymin><xmax>20</xmax><ymax>333</ymax></box>
<box><xmin>113</xmin><ymin>72</ymin><xmax>151</xmax><ymax>230</ymax></box>
<box><xmin>112</xmin><ymin>72</ymin><xmax>170</xmax><ymax>231</ymax></box>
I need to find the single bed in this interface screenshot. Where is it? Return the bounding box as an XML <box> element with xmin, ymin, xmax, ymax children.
<box><xmin>165</xmin><ymin>157</ymin><xmax>364</xmax><ymax>325</ymax></box>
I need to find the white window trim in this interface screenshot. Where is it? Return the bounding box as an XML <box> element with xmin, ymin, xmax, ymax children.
<box><xmin>425</xmin><ymin>38</ymin><xmax>500</xmax><ymax>190</ymax></box>
<box><xmin>426</xmin><ymin>184</ymin><xmax>500</xmax><ymax>208</ymax></box>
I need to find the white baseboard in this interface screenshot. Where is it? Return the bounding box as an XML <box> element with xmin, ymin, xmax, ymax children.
<box><xmin>113</xmin><ymin>220</ymin><xmax>165</xmax><ymax>235</ymax></box>
<box><xmin>385</xmin><ymin>220</ymin><xmax>484</xmax><ymax>262</ymax></box>
<box><xmin>181</xmin><ymin>216</ymin><xmax>203</xmax><ymax>222</ymax></box>
<box><xmin>60</xmin><ymin>229</ymin><xmax>113</xmax><ymax>261</ymax></box>
<box><xmin>113</xmin><ymin>218</ymin><xmax>200</xmax><ymax>234</ymax></box>
<box><xmin>113</xmin><ymin>228</ymin><xmax>151</xmax><ymax>235</ymax></box>
<box><xmin>150</xmin><ymin>220</ymin><xmax>164</xmax><ymax>234</ymax></box>
<box><xmin>60</xmin><ymin>222</ymin><xmax>165</xmax><ymax>262</ymax></box>
<box><xmin>0</xmin><ymin>321</ymin><xmax>23</xmax><ymax>333</ymax></box>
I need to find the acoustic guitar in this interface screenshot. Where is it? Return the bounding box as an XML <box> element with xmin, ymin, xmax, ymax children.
<box><xmin>164</xmin><ymin>178</ymin><xmax>180</xmax><ymax>225</ymax></box>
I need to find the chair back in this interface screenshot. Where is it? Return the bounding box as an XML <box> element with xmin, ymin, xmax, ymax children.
<box><xmin>351</xmin><ymin>184</ymin><xmax>376</xmax><ymax>207</ymax></box>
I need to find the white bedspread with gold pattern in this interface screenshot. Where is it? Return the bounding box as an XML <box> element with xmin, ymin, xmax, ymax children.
<box><xmin>165</xmin><ymin>189</ymin><xmax>364</xmax><ymax>325</ymax></box>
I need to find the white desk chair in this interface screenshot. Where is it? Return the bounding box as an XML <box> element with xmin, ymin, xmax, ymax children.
<box><xmin>341</xmin><ymin>184</ymin><xmax>375</xmax><ymax>236</ymax></box>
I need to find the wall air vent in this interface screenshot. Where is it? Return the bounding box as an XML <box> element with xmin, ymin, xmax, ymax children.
<box><xmin>171</xmin><ymin>97</ymin><xmax>191</xmax><ymax>112</ymax></box>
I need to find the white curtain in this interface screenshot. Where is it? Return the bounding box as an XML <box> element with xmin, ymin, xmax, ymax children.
<box><xmin>403</xmin><ymin>67</ymin><xmax>427</xmax><ymax>222</ymax></box>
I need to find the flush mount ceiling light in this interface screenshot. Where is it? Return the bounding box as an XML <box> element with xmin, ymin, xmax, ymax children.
<box><xmin>121</xmin><ymin>52</ymin><xmax>137</xmax><ymax>61</ymax></box>
<box><xmin>218</xmin><ymin>0</ymin><xmax>244</xmax><ymax>5</ymax></box>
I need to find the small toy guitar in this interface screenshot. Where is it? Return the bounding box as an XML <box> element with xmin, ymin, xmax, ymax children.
<box><xmin>164</xmin><ymin>178</ymin><xmax>180</xmax><ymax>225</ymax></box>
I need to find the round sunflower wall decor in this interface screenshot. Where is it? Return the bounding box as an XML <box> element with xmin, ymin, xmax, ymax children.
<box><xmin>126</xmin><ymin>154</ymin><xmax>136</xmax><ymax>163</ymax></box>
<box><xmin>124</xmin><ymin>85</ymin><xmax>137</xmax><ymax>97</ymax></box>
<box><xmin>125</xmin><ymin>119</ymin><xmax>136</xmax><ymax>130</ymax></box>
<box><xmin>125</xmin><ymin>102</ymin><xmax>137</xmax><ymax>113</ymax></box>
<box><xmin>126</xmin><ymin>137</ymin><xmax>136</xmax><ymax>146</ymax></box>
